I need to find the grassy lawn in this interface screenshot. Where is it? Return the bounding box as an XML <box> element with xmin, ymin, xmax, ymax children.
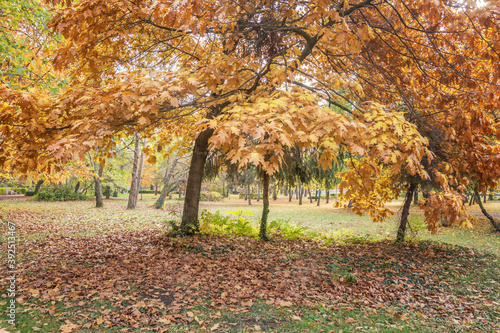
<box><xmin>0</xmin><ymin>194</ymin><xmax>499</xmax><ymax>332</ymax></box>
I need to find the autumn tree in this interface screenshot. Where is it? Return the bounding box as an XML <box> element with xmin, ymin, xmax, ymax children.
<box><xmin>2</xmin><ymin>0</ymin><xmax>500</xmax><ymax>238</ymax></box>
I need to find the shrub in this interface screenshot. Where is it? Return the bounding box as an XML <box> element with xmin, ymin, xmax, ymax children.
<box><xmin>138</xmin><ymin>190</ymin><xmax>154</xmax><ymax>194</ymax></box>
<box><xmin>25</xmin><ymin>191</ymin><xmax>35</xmax><ymax>197</ymax></box>
<box><xmin>268</xmin><ymin>218</ymin><xmax>309</xmax><ymax>240</ymax></box>
<box><xmin>0</xmin><ymin>188</ymin><xmax>5</xmax><ymax>195</ymax></box>
<box><xmin>14</xmin><ymin>188</ymin><xmax>27</xmax><ymax>194</ymax></box>
<box><xmin>200</xmin><ymin>209</ymin><xmax>258</xmax><ymax>237</ymax></box>
<box><xmin>35</xmin><ymin>185</ymin><xmax>89</xmax><ymax>201</ymax></box>
<box><xmin>200</xmin><ymin>191</ymin><xmax>223</xmax><ymax>201</ymax></box>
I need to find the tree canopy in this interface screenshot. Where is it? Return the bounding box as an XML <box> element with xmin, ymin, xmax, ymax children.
<box><xmin>1</xmin><ymin>0</ymin><xmax>500</xmax><ymax>233</ymax></box>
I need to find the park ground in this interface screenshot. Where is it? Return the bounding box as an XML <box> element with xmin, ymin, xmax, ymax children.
<box><xmin>0</xmin><ymin>194</ymin><xmax>499</xmax><ymax>332</ymax></box>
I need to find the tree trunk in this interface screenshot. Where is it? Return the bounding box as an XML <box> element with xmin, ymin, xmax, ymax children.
<box><xmin>317</xmin><ymin>188</ymin><xmax>320</xmax><ymax>206</ymax></box>
<box><xmin>95</xmin><ymin>163</ymin><xmax>104</xmax><ymax>208</ymax></box>
<box><xmin>396</xmin><ymin>183</ymin><xmax>417</xmax><ymax>243</ymax></box>
<box><xmin>288</xmin><ymin>185</ymin><xmax>292</xmax><ymax>202</ymax></box>
<box><xmin>155</xmin><ymin>182</ymin><xmax>158</xmax><ymax>195</ymax></box>
<box><xmin>474</xmin><ymin>188</ymin><xmax>500</xmax><ymax>232</ymax></box>
<box><xmin>298</xmin><ymin>182</ymin><xmax>303</xmax><ymax>205</ymax></box>
<box><xmin>484</xmin><ymin>191</ymin><xmax>487</xmax><ymax>203</ymax></box>
<box><xmin>34</xmin><ymin>179</ymin><xmax>44</xmax><ymax>195</ymax></box>
<box><xmin>74</xmin><ymin>181</ymin><xmax>80</xmax><ymax>193</ymax></box>
<box><xmin>104</xmin><ymin>185</ymin><xmax>110</xmax><ymax>199</ymax></box>
<box><xmin>257</xmin><ymin>182</ymin><xmax>261</xmax><ymax>202</ymax></box>
<box><xmin>180</xmin><ymin>128</ymin><xmax>214</xmax><ymax>234</ymax></box>
<box><xmin>138</xmin><ymin>149</ymin><xmax>145</xmax><ymax>201</ymax></box>
<box><xmin>247</xmin><ymin>183</ymin><xmax>252</xmax><ymax>205</ymax></box>
<box><xmin>308</xmin><ymin>187</ymin><xmax>313</xmax><ymax>203</ymax></box>
<box><xmin>155</xmin><ymin>185</ymin><xmax>170</xmax><ymax>209</ymax></box>
<box><xmin>259</xmin><ymin>172</ymin><xmax>270</xmax><ymax>241</ymax></box>
<box><xmin>295</xmin><ymin>186</ymin><xmax>298</xmax><ymax>200</ymax></box>
<box><xmin>127</xmin><ymin>133</ymin><xmax>141</xmax><ymax>209</ymax></box>
<box><xmin>273</xmin><ymin>186</ymin><xmax>277</xmax><ymax>201</ymax></box>
<box><xmin>326</xmin><ymin>188</ymin><xmax>330</xmax><ymax>204</ymax></box>
<box><xmin>413</xmin><ymin>190</ymin><xmax>418</xmax><ymax>205</ymax></box>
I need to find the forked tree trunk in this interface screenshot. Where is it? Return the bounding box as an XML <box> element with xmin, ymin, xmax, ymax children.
<box><xmin>127</xmin><ymin>134</ymin><xmax>141</xmax><ymax>209</ymax></box>
<box><xmin>180</xmin><ymin>128</ymin><xmax>214</xmax><ymax>234</ymax></box>
<box><xmin>396</xmin><ymin>183</ymin><xmax>417</xmax><ymax>243</ymax></box>
<box><xmin>260</xmin><ymin>172</ymin><xmax>270</xmax><ymax>241</ymax></box>
<box><xmin>474</xmin><ymin>188</ymin><xmax>500</xmax><ymax>232</ymax></box>
<box><xmin>155</xmin><ymin>158</ymin><xmax>180</xmax><ymax>209</ymax></box>
<box><xmin>34</xmin><ymin>179</ymin><xmax>44</xmax><ymax>195</ymax></box>
<box><xmin>95</xmin><ymin>164</ymin><xmax>104</xmax><ymax>208</ymax></box>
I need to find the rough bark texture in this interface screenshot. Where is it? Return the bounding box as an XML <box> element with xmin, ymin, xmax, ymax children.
<box><xmin>259</xmin><ymin>172</ymin><xmax>270</xmax><ymax>241</ymax></box>
<box><xmin>104</xmin><ymin>185</ymin><xmax>110</xmax><ymax>199</ymax></box>
<box><xmin>396</xmin><ymin>183</ymin><xmax>417</xmax><ymax>243</ymax></box>
<box><xmin>127</xmin><ymin>134</ymin><xmax>141</xmax><ymax>209</ymax></box>
<box><xmin>95</xmin><ymin>164</ymin><xmax>104</xmax><ymax>208</ymax></box>
<box><xmin>474</xmin><ymin>188</ymin><xmax>500</xmax><ymax>232</ymax></box>
<box><xmin>34</xmin><ymin>179</ymin><xmax>44</xmax><ymax>195</ymax></box>
<box><xmin>180</xmin><ymin>128</ymin><xmax>214</xmax><ymax>234</ymax></box>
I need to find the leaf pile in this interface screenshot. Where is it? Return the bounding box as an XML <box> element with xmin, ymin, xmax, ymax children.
<box><xmin>1</xmin><ymin>228</ymin><xmax>499</xmax><ymax>332</ymax></box>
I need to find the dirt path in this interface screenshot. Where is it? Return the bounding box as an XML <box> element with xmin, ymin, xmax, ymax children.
<box><xmin>0</xmin><ymin>195</ymin><xmax>27</xmax><ymax>201</ymax></box>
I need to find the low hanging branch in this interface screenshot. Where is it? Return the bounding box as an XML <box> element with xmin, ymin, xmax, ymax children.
<box><xmin>474</xmin><ymin>188</ymin><xmax>500</xmax><ymax>233</ymax></box>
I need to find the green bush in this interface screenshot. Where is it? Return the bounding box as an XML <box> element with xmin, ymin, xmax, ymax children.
<box><xmin>138</xmin><ymin>190</ymin><xmax>155</xmax><ymax>194</ymax></box>
<box><xmin>35</xmin><ymin>185</ymin><xmax>89</xmax><ymax>201</ymax></box>
<box><xmin>13</xmin><ymin>188</ymin><xmax>27</xmax><ymax>194</ymax></box>
<box><xmin>268</xmin><ymin>218</ymin><xmax>310</xmax><ymax>240</ymax></box>
<box><xmin>0</xmin><ymin>188</ymin><xmax>5</xmax><ymax>195</ymax></box>
<box><xmin>200</xmin><ymin>191</ymin><xmax>223</xmax><ymax>201</ymax></box>
<box><xmin>25</xmin><ymin>191</ymin><xmax>35</xmax><ymax>197</ymax></box>
<box><xmin>200</xmin><ymin>210</ymin><xmax>257</xmax><ymax>237</ymax></box>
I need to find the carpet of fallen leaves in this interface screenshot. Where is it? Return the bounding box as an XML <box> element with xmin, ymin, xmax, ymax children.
<box><xmin>1</xmin><ymin>201</ymin><xmax>499</xmax><ymax>332</ymax></box>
